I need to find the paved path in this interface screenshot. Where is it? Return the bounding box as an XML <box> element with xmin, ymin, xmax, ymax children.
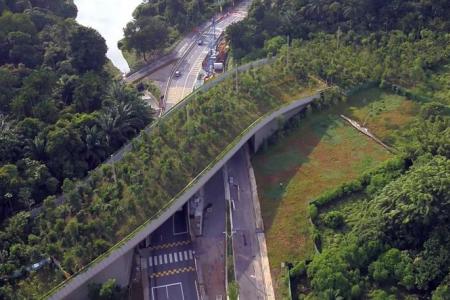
<box><xmin>193</xmin><ymin>171</ymin><xmax>227</xmax><ymax>300</ymax></box>
<box><xmin>139</xmin><ymin>206</ymin><xmax>199</xmax><ymax>300</ymax></box>
<box><xmin>228</xmin><ymin>148</ymin><xmax>267</xmax><ymax>299</ymax></box>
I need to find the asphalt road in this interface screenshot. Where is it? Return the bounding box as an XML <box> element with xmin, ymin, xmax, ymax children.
<box><xmin>228</xmin><ymin>148</ymin><xmax>267</xmax><ymax>300</ymax></box>
<box><xmin>141</xmin><ymin>205</ymin><xmax>200</xmax><ymax>300</ymax></box>
<box><xmin>193</xmin><ymin>171</ymin><xmax>227</xmax><ymax>299</ymax></box>
<box><xmin>164</xmin><ymin>4</ymin><xmax>250</xmax><ymax>110</ymax></box>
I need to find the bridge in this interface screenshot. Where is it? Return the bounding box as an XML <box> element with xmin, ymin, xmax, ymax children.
<box><xmin>44</xmin><ymin>59</ymin><xmax>325</xmax><ymax>299</ymax></box>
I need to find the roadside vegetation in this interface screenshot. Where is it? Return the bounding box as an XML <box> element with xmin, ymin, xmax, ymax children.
<box><xmin>120</xmin><ymin>0</ymin><xmax>236</xmax><ymax>71</ymax></box>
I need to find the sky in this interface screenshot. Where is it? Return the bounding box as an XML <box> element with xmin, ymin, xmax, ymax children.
<box><xmin>74</xmin><ymin>0</ymin><xmax>142</xmax><ymax>73</ymax></box>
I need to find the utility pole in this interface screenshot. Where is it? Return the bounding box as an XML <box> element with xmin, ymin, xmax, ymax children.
<box><xmin>337</xmin><ymin>26</ymin><xmax>342</xmax><ymax>49</ymax></box>
<box><xmin>286</xmin><ymin>35</ymin><xmax>290</xmax><ymax>73</ymax></box>
<box><xmin>111</xmin><ymin>155</ymin><xmax>117</xmax><ymax>184</ymax></box>
<box><xmin>235</xmin><ymin>66</ymin><xmax>239</xmax><ymax>93</ymax></box>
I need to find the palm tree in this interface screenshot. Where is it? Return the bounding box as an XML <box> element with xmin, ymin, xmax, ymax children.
<box><xmin>27</xmin><ymin>135</ymin><xmax>47</xmax><ymax>161</ymax></box>
<box><xmin>81</xmin><ymin>125</ymin><xmax>107</xmax><ymax>168</ymax></box>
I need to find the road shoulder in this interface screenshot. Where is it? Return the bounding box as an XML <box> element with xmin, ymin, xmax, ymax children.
<box><xmin>245</xmin><ymin>147</ymin><xmax>275</xmax><ymax>300</ymax></box>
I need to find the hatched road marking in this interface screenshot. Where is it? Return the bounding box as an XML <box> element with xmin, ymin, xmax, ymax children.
<box><xmin>149</xmin><ymin>266</ymin><xmax>196</xmax><ymax>279</ymax></box>
<box><xmin>148</xmin><ymin>240</ymin><xmax>191</xmax><ymax>250</ymax></box>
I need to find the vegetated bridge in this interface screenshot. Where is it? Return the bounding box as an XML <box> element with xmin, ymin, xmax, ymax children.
<box><xmin>46</xmin><ymin>59</ymin><xmax>324</xmax><ymax>299</ymax></box>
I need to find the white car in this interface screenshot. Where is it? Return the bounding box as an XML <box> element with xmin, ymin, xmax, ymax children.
<box><xmin>174</xmin><ymin>71</ymin><xmax>181</xmax><ymax>77</ymax></box>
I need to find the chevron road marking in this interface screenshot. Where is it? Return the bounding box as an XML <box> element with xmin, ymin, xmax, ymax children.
<box><xmin>149</xmin><ymin>266</ymin><xmax>196</xmax><ymax>279</ymax></box>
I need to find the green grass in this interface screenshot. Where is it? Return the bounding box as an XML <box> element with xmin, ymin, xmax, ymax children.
<box><xmin>344</xmin><ymin>87</ymin><xmax>420</xmax><ymax>144</ymax></box>
<box><xmin>252</xmin><ymin>87</ymin><xmax>419</xmax><ymax>297</ymax></box>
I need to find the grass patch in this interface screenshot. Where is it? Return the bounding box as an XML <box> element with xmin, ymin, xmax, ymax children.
<box><xmin>343</xmin><ymin>87</ymin><xmax>420</xmax><ymax>144</ymax></box>
<box><xmin>252</xmin><ymin>88</ymin><xmax>416</xmax><ymax>297</ymax></box>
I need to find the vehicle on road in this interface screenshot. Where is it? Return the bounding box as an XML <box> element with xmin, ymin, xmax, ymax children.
<box><xmin>175</xmin><ymin>70</ymin><xmax>181</xmax><ymax>77</ymax></box>
<box><xmin>197</xmin><ymin>39</ymin><xmax>203</xmax><ymax>45</ymax></box>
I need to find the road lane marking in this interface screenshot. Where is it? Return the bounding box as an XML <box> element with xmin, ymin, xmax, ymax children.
<box><xmin>189</xmin><ymin>250</ymin><xmax>193</xmax><ymax>260</ymax></box>
<box><xmin>164</xmin><ymin>254</ymin><xmax>168</xmax><ymax>264</ymax></box>
<box><xmin>179</xmin><ymin>252</ymin><xmax>184</xmax><ymax>261</ymax></box>
<box><xmin>151</xmin><ymin>282</ymin><xmax>184</xmax><ymax>300</ymax></box>
<box><xmin>184</xmin><ymin>251</ymin><xmax>188</xmax><ymax>260</ymax></box>
<box><xmin>159</xmin><ymin>255</ymin><xmax>163</xmax><ymax>265</ymax></box>
<box><xmin>169</xmin><ymin>253</ymin><xmax>173</xmax><ymax>263</ymax></box>
<box><xmin>148</xmin><ymin>257</ymin><xmax>153</xmax><ymax>267</ymax></box>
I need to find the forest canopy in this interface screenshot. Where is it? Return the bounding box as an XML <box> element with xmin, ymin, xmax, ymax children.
<box><xmin>0</xmin><ymin>1</ymin><xmax>153</xmax><ymax>224</ymax></box>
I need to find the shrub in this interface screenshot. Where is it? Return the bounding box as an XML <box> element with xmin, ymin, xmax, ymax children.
<box><xmin>322</xmin><ymin>211</ymin><xmax>345</xmax><ymax>229</ymax></box>
<box><xmin>308</xmin><ymin>204</ymin><xmax>319</xmax><ymax>221</ymax></box>
<box><xmin>291</xmin><ymin>261</ymin><xmax>307</xmax><ymax>278</ymax></box>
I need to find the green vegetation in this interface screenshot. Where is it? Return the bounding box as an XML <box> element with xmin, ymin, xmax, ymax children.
<box><xmin>0</xmin><ymin>44</ymin><xmax>323</xmax><ymax>297</ymax></box>
<box><xmin>226</xmin><ymin>0</ymin><xmax>450</xmax><ymax>62</ymax></box>
<box><xmin>305</xmin><ymin>150</ymin><xmax>450</xmax><ymax>299</ymax></box>
<box><xmin>120</xmin><ymin>0</ymin><xmax>236</xmax><ymax>69</ymax></box>
<box><xmin>231</xmin><ymin>0</ymin><xmax>450</xmax><ymax>297</ymax></box>
<box><xmin>252</xmin><ymin>96</ymin><xmax>393</xmax><ymax>296</ymax></box>
<box><xmin>88</xmin><ymin>278</ymin><xmax>126</xmax><ymax>300</ymax></box>
<box><xmin>0</xmin><ymin>0</ymin><xmax>153</xmax><ymax>223</ymax></box>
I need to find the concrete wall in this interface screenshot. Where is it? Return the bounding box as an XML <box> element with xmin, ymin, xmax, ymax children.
<box><xmin>48</xmin><ymin>93</ymin><xmax>319</xmax><ymax>300</ymax></box>
<box><xmin>64</xmin><ymin>250</ymin><xmax>134</xmax><ymax>300</ymax></box>
<box><xmin>252</xmin><ymin>105</ymin><xmax>306</xmax><ymax>152</ymax></box>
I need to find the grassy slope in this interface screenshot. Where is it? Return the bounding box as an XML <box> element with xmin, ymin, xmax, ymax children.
<box><xmin>252</xmin><ymin>87</ymin><xmax>419</xmax><ymax>296</ymax></box>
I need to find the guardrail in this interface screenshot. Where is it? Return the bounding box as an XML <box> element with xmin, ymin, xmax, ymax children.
<box><xmin>44</xmin><ymin>90</ymin><xmax>323</xmax><ymax>299</ymax></box>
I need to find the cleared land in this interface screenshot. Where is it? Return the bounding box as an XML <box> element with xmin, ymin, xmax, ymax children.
<box><xmin>252</xmin><ymin>87</ymin><xmax>418</xmax><ymax>295</ymax></box>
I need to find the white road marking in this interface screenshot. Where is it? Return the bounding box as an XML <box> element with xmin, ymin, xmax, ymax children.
<box><xmin>184</xmin><ymin>251</ymin><xmax>188</xmax><ymax>260</ymax></box>
<box><xmin>164</xmin><ymin>254</ymin><xmax>168</xmax><ymax>264</ymax></box>
<box><xmin>151</xmin><ymin>282</ymin><xmax>185</xmax><ymax>300</ymax></box>
<box><xmin>148</xmin><ymin>257</ymin><xmax>153</xmax><ymax>267</ymax></box>
<box><xmin>174</xmin><ymin>253</ymin><xmax>178</xmax><ymax>262</ymax></box>
<box><xmin>179</xmin><ymin>252</ymin><xmax>184</xmax><ymax>261</ymax></box>
<box><xmin>154</xmin><ymin>256</ymin><xmax>158</xmax><ymax>266</ymax></box>
<box><xmin>169</xmin><ymin>253</ymin><xmax>173</xmax><ymax>263</ymax></box>
<box><xmin>159</xmin><ymin>255</ymin><xmax>163</xmax><ymax>265</ymax></box>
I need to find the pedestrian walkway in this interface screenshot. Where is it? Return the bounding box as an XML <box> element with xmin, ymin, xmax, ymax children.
<box><xmin>148</xmin><ymin>250</ymin><xmax>194</xmax><ymax>267</ymax></box>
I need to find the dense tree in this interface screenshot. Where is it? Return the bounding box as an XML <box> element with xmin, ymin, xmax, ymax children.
<box><xmin>69</xmin><ymin>26</ymin><xmax>107</xmax><ymax>72</ymax></box>
<box><xmin>121</xmin><ymin>0</ymin><xmax>234</xmax><ymax>60</ymax></box>
<box><xmin>123</xmin><ymin>17</ymin><xmax>169</xmax><ymax>61</ymax></box>
<box><xmin>227</xmin><ymin>0</ymin><xmax>450</xmax><ymax>61</ymax></box>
